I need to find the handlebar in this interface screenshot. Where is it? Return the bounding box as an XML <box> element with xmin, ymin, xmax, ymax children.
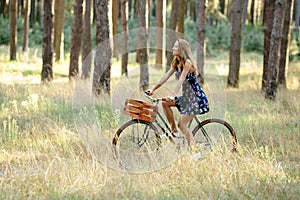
<box><xmin>144</xmin><ymin>92</ymin><xmax>165</xmax><ymax>104</ymax></box>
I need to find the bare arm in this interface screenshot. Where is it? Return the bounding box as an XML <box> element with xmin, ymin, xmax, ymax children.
<box><xmin>151</xmin><ymin>67</ymin><xmax>175</xmax><ymax>93</ymax></box>
<box><xmin>172</xmin><ymin>59</ymin><xmax>192</xmax><ymax>96</ymax></box>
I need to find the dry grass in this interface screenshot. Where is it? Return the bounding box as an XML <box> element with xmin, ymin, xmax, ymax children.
<box><xmin>0</xmin><ymin>47</ymin><xmax>299</xmax><ymax>199</ymax></box>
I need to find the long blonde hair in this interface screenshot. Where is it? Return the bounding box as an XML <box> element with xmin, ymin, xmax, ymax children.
<box><xmin>171</xmin><ymin>39</ymin><xmax>197</xmax><ymax>74</ymax></box>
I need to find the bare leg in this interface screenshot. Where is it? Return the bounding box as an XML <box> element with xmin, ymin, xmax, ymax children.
<box><xmin>162</xmin><ymin>100</ymin><xmax>177</xmax><ymax>132</ymax></box>
<box><xmin>177</xmin><ymin>114</ymin><xmax>195</xmax><ymax>146</ymax></box>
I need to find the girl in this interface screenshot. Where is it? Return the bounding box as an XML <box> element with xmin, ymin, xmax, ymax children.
<box><xmin>146</xmin><ymin>39</ymin><xmax>209</xmax><ymax>148</ymax></box>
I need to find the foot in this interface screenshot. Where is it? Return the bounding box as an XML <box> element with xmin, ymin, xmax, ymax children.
<box><xmin>160</xmin><ymin>131</ymin><xmax>181</xmax><ymax>139</ymax></box>
<box><xmin>171</xmin><ymin>131</ymin><xmax>181</xmax><ymax>138</ymax></box>
<box><xmin>160</xmin><ymin>133</ymin><xmax>168</xmax><ymax>139</ymax></box>
<box><xmin>188</xmin><ymin>144</ymin><xmax>202</xmax><ymax>160</ymax></box>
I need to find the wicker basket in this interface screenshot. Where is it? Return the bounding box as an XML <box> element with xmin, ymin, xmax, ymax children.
<box><xmin>123</xmin><ymin>99</ymin><xmax>158</xmax><ymax>122</ymax></box>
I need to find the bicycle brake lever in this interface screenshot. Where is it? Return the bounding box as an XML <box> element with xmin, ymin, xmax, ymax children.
<box><xmin>144</xmin><ymin>92</ymin><xmax>165</xmax><ymax>103</ymax></box>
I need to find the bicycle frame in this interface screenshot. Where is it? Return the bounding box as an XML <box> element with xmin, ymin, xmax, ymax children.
<box><xmin>153</xmin><ymin>110</ymin><xmax>172</xmax><ymax>134</ymax></box>
<box><xmin>145</xmin><ymin>93</ymin><xmax>204</xmax><ymax>141</ymax></box>
<box><xmin>112</xmin><ymin>94</ymin><xmax>237</xmax><ymax>164</ymax></box>
<box><xmin>141</xmin><ymin>93</ymin><xmax>237</xmax><ymax>151</ymax></box>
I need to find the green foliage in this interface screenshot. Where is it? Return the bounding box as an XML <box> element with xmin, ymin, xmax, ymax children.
<box><xmin>62</xmin><ymin>4</ymin><xmax>75</xmax><ymax>50</ymax></box>
<box><xmin>64</xmin><ymin>25</ymin><xmax>72</xmax><ymax>49</ymax></box>
<box><xmin>29</xmin><ymin>23</ymin><xmax>43</xmax><ymax>46</ymax></box>
<box><xmin>185</xmin><ymin>18</ymin><xmax>232</xmax><ymax>56</ymax></box>
<box><xmin>0</xmin><ymin>18</ymin><xmax>10</xmax><ymax>44</ymax></box>
<box><xmin>183</xmin><ymin>17</ymin><xmax>198</xmax><ymax>42</ymax></box>
<box><xmin>0</xmin><ymin>0</ymin><xmax>75</xmax><ymax>48</ymax></box>
<box><xmin>0</xmin><ymin>17</ymin><xmax>24</xmax><ymax>45</ymax></box>
<box><xmin>206</xmin><ymin>21</ymin><xmax>231</xmax><ymax>55</ymax></box>
<box><xmin>1</xmin><ymin>13</ymin><xmax>266</xmax><ymax>56</ymax></box>
<box><xmin>185</xmin><ymin>19</ymin><xmax>265</xmax><ymax>56</ymax></box>
<box><xmin>0</xmin><ymin>17</ymin><xmax>43</xmax><ymax>46</ymax></box>
<box><xmin>242</xmin><ymin>25</ymin><xmax>264</xmax><ymax>53</ymax></box>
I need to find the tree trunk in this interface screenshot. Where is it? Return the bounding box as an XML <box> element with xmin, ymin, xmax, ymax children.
<box><xmin>243</xmin><ymin>0</ymin><xmax>248</xmax><ymax>26</ymax></box>
<box><xmin>262</xmin><ymin>0</ymin><xmax>275</xmax><ymax>90</ymax></box>
<box><xmin>197</xmin><ymin>0</ymin><xmax>206</xmax><ymax>84</ymax></box>
<box><xmin>121</xmin><ymin>0</ymin><xmax>128</xmax><ymax>76</ymax></box>
<box><xmin>134</xmin><ymin>0</ymin><xmax>138</xmax><ymax>17</ymax></box>
<box><xmin>29</xmin><ymin>0</ymin><xmax>35</xmax><ymax>27</ymax></box>
<box><xmin>93</xmin><ymin>0</ymin><xmax>111</xmax><ymax>95</ymax></box>
<box><xmin>22</xmin><ymin>0</ymin><xmax>30</xmax><ymax>53</ymax></box>
<box><xmin>251</xmin><ymin>0</ymin><xmax>264</xmax><ymax>25</ymax></box>
<box><xmin>138</xmin><ymin>0</ymin><xmax>149</xmax><ymax>90</ymax></box>
<box><xmin>41</xmin><ymin>0</ymin><xmax>53</xmax><ymax>82</ymax></box>
<box><xmin>151</xmin><ymin>0</ymin><xmax>155</xmax><ymax>16</ymax></box>
<box><xmin>250</xmin><ymin>0</ymin><xmax>255</xmax><ymax>24</ymax></box>
<box><xmin>128</xmin><ymin>0</ymin><xmax>132</xmax><ymax>18</ymax></box>
<box><xmin>0</xmin><ymin>0</ymin><xmax>6</xmax><ymax>17</ymax></box>
<box><xmin>226</xmin><ymin>0</ymin><xmax>232</xmax><ymax>19</ymax></box>
<box><xmin>177</xmin><ymin>0</ymin><xmax>185</xmax><ymax>37</ymax></box>
<box><xmin>135</xmin><ymin>0</ymin><xmax>140</xmax><ymax>63</ymax></box>
<box><xmin>93</xmin><ymin>0</ymin><xmax>97</xmax><ymax>22</ymax></box>
<box><xmin>17</xmin><ymin>0</ymin><xmax>22</xmax><ymax>17</ymax></box>
<box><xmin>166</xmin><ymin>0</ymin><xmax>180</xmax><ymax>72</ymax></box>
<box><xmin>227</xmin><ymin>0</ymin><xmax>244</xmax><ymax>88</ymax></box>
<box><xmin>190</xmin><ymin>1</ymin><xmax>196</xmax><ymax>22</ymax></box>
<box><xmin>278</xmin><ymin>0</ymin><xmax>293</xmax><ymax>87</ymax></box>
<box><xmin>69</xmin><ymin>0</ymin><xmax>83</xmax><ymax>80</ymax></box>
<box><xmin>54</xmin><ymin>0</ymin><xmax>65</xmax><ymax>62</ymax></box>
<box><xmin>155</xmin><ymin>0</ymin><xmax>163</xmax><ymax>67</ymax></box>
<box><xmin>36</xmin><ymin>0</ymin><xmax>43</xmax><ymax>27</ymax></box>
<box><xmin>294</xmin><ymin>0</ymin><xmax>300</xmax><ymax>54</ymax></box>
<box><xmin>147</xmin><ymin>0</ymin><xmax>151</xmax><ymax>28</ymax></box>
<box><xmin>81</xmin><ymin>0</ymin><xmax>93</xmax><ymax>79</ymax></box>
<box><xmin>10</xmin><ymin>0</ymin><xmax>17</xmax><ymax>61</ymax></box>
<box><xmin>146</xmin><ymin>0</ymin><xmax>150</xmax><ymax>53</ymax></box>
<box><xmin>265</xmin><ymin>0</ymin><xmax>285</xmax><ymax>100</ymax></box>
<box><xmin>259</xmin><ymin>0</ymin><xmax>264</xmax><ymax>25</ymax></box>
<box><xmin>112</xmin><ymin>0</ymin><xmax>118</xmax><ymax>57</ymax></box>
<box><xmin>220</xmin><ymin>0</ymin><xmax>225</xmax><ymax>14</ymax></box>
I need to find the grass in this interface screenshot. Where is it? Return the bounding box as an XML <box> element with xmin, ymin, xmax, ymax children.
<box><xmin>0</xmin><ymin>45</ymin><xmax>299</xmax><ymax>199</ymax></box>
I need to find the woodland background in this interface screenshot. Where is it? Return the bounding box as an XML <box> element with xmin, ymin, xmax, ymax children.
<box><xmin>0</xmin><ymin>0</ymin><xmax>300</xmax><ymax>199</ymax></box>
<box><xmin>2</xmin><ymin>0</ymin><xmax>300</xmax><ymax>98</ymax></box>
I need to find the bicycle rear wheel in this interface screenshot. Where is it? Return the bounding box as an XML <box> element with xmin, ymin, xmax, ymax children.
<box><xmin>192</xmin><ymin>118</ymin><xmax>237</xmax><ymax>153</ymax></box>
<box><xmin>112</xmin><ymin>119</ymin><xmax>161</xmax><ymax>171</ymax></box>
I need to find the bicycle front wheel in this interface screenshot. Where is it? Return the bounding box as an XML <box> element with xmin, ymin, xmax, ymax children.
<box><xmin>192</xmin><ymin>118</ymin><xmax>237</xmax><ymax>153</ymax></box>
<box><xmin>112</xmin><ymin>119</ymin><xmax>161</xmax><ymax>171</ymax></box>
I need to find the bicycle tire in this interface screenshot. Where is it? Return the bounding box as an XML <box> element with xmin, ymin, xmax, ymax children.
<box><xmin>192</xmin><ymin>118</ymin><xmax>237</xmax><ymax>153</ymax></box>
<box><xmin>112</xmin><ymin>119</ymin><xmax>161</xmax><ymax>166</ymax></box>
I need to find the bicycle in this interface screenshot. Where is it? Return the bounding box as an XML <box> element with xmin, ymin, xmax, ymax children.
<box><xmin>112</xmin><ymin>92</ymin><xmax>237</xmax><ymax>170</ymax></box>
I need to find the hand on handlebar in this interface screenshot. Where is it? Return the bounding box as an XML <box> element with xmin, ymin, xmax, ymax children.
<box><xmin>144</xmin><ymin>89</ymin><xmax>166</xmax><ymax>102</ymax></box>
<box><xmin>144</xmin><ymin>90</ymin><xmax>173</xmax><ymax>103</ymax></box>
<box><xmin>145</xmin><ymin>89</ymin><xmax>154</xmax><ymax>96</ymax></box>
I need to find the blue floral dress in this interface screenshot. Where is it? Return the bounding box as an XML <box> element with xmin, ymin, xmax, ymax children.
<box><xmin>174</xmin><ymin>69</ymin><xmax>209</xmax><ymax>115</ymax></box>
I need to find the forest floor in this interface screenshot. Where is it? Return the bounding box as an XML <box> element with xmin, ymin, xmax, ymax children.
<box><xmin>0</xmin><ymin>46</ymin><xmax>299</xmax><ymax>199</ymax></box>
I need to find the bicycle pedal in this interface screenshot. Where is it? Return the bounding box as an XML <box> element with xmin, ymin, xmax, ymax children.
<box><xmin>133</xmin><ymin>143</ymin><xmax>140</xmax><ymax>147</ymax></box>
<box><xmin>171</xmin><ymin>132</ymin><xmax>181</xmax><ymax>138</ymax></box>
<box><xmin>160</xmin><ymin>133</ymin><xmax>169</xmax><ymax>140</ymax></box>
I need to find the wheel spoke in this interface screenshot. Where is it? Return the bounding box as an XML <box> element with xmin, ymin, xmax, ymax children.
<box><xmin>112</xmin><ymin>120</ymin><xmax>161</xmax><ymax>171</ymax></box>
<box><xmin>193</xmin><ymin>118</ymin><xmax>237</xmax><ymax>153</ymax></box>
